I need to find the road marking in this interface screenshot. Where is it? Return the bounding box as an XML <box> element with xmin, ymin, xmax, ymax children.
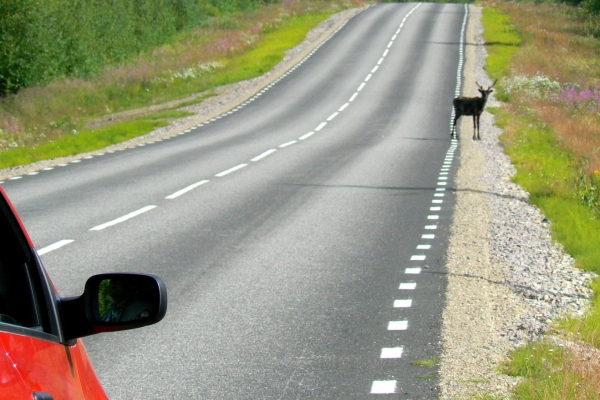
<box><xmin>422</xmin><ymin>234</ymin><xmax>435</xmax><ymax>239</ymax></box>
<box><xmin>357</xmin><ymin>82</ymin><xmax>365</xmax><ymax>91</ymax></box>
<box><xmin>428</xmin><ymin>215</ymin><xmax>439</xmax><ymax>220</ymax></box>
<box><xmin>90</xmin><ymin>205</ymin><xmax>157</xmax><ymax>231</ymax></box>
<box><xmin>38</xmin><ymin>240</ymin><xmax>74</xmax><ymax>255</ymax></box>
<box><xmin>387</xmin><ymin>40</ymin><xmax>393</xmax><ymax>48</ymax></box>
<box><xmin>349</xmin><ymin>93</ymin><xmax>358</xmax><ymax>102</ymax></box>
<box><xmin>394</xmin><ymin>299</ymin><xmax>412</xmax><ymax>308</ymax></box>
<box><xmin>279</xmin><ymin>140</ymin><xmax>297</xmax><ymax>148</ymax></box>
<box><xmin>405</xmin><ymin>267</ymin><xmax>421</xmax><ymax>274</ymax></box>
<box><xmin>365</xmin><ymin>74</ymin><xmax>372</xmax><ymax>82</ymax></box>
<box><xmin>252</xmin><ymin>149</ymin><xmax>277</xmax><ymax>161</ymax></box>
<box><xmin>371</xmin><ymin>380</ymin><xmax>397</xmax><ymax>394</ymax></box>
<box><xmin>388</xmin><ymin>320</ymin><xmax>408</xmax><ymax>330</ymax></box>
<box><xmin>9</xmin><ymin>176</ymin><xmax>22</xmax><ymax>180</ymax></box>
<box><xmin>399</xmin><ymin>282</ymin><xmax>416</xmax><ymax>290</ymax></box>
<box><xmin>166</xmin><ymin>180</ymin><xmax>209</xmax><ymax>199</ymax></box>
<box><xmin>299</xmin><ymin>132</ymin><xmax>314</xmax><ymax>140</ymax></box>
<box><xmin>411</xmin><ymin>255</ymin><xmax>426</xmax><ymax>261</ymax></box>
<box><xmin>383</xmin><ymin>49</ymin><xmax>389</xmax><ymax>57</ymax></box>
<box><xmin>315</xmin><ymin>122</ymin><xmax>327</xmax><ymax>131</ymax></box>
<box><xmin>371</xmin><ymin>66</ymin><xmax>379</xmax><ymax>73</ymax></box>
<box><xmin>43</xmin><ymin>167</ymin><xmax>54</xmax><ymax>171</ymax></box>
<box><xmin>327</xmin><ymin>112</ymin><xmax>339</xmax><ymax>121</ymax></box>
<box><xmin>430</xmin><ymin>207</ymin><xmax>441</xmax><ymax>211</ymax></box>
<box><xmin>380</xmin><ymin>347</ymin><xmax>403</xmax><ymax>359</ymax></box>
<box><xmin>434</xmin><ymin>193</ymin><xmax>444</xmax><ymax>197</ymax></box>
<box><xmin>425</xmin><ymin>225</ymin><xmax>437</xmax><ymax>229</ymax></box>
<box><xmin>377</xmin><ymin>57</ymin><xmax>384</xmax><ymax>65</ymax></box>
<box><xmin>417</xmin><ymin>244</ymin><xmax>431</xmax><ymax>249</ymax></box>
<box><xmin>432</xmin><ymin>199</ymin><xmax>443</xmax><ymax>203</ymax></box>
<box><xmin>216</xmin><ymin>163</ymin><xmax>248</xmax><ymax>177</ymax></box>
<box><xmin>339</xmin><ymin>103</ymin><xmax>349</xmax><ymax>112</ymax></box>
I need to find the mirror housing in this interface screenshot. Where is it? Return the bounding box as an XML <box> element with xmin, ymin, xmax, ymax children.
<box><xmin>59</xmin><ymin>273</ymin><xmax>167</xmax><ymax>342</ymax></box>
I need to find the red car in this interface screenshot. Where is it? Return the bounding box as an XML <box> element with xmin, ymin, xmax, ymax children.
<box><xmin>0</xmin><ymin>186</ymin><xmax>167</xmax><ymax>399</ymax></box>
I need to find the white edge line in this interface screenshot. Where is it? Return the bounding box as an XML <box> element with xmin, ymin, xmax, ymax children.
<box><xmin>90</xmin><ymin>206</ymin><xmax>157</xmax><ymax>231</ymax></box>
<box><xmin>38</xmin><ymin>240</ymin><xmax>74</xmax><ymax>256</ymax></box>
<box><xmin>166</xmin><ymin>180</ymin><xmax>209</xmax><ymax>199</ymax></box>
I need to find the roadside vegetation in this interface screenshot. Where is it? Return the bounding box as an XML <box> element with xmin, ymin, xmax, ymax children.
<box><xmin>0</xmin><ymin>0</ymin><xmax>361</xmax><ymax>170</ymax></box>
<box><xmin>480</xmin><ymin>1</ymin><xmax>600</xmax><ymax>398</ymax></box>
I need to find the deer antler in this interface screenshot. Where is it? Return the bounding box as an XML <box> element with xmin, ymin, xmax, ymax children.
<box><xmin>488</xmin><ymin>79</ymin><xmax>498</xmax><ymax>89</ymax></box>
<box><xmin>476</xmin><ymin>81</ymin><xmax>483</xmax><ymax>90</ymax></box>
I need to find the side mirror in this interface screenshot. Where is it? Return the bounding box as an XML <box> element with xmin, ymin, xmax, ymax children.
<box><xmin>59</xmin><ymin>273</ymin><xmax>167</xmax><ymax>342</ymax></box>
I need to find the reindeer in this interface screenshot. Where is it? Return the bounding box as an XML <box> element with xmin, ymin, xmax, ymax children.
<box><xmin>451</xmin><ymin>80</ymin><xmax>496</xmax><ymax>140</ymax></box>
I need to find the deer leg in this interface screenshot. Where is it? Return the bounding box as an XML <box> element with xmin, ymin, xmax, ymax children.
<box><xmin>476</xmin><ymin>114</ymin><xmax>481</xmax><ymax>140</ymax></box>
<box><xmin>452</xmin><ymin>115</ymin><xmax>459</xmax><ymax>139</ymax></box>
<box><xmin>472</xmin><ymin>115</ymin><xmax>477</xmax><ymax>140</ymax></box>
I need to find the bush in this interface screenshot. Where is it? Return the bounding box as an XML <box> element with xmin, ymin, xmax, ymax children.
<box><xmin>0</xmin><ymin>0</ymin><xmax>271</xmax><ymax>96</ymax></box>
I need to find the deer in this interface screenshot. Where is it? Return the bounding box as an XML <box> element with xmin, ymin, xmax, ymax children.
<box><xmin>451</xmin><ymin>80</ymin><xmax>496</xmax><ymax>140</ymax></box>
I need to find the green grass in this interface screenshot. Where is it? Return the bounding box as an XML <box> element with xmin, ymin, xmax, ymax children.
<box><xmin>0</xmin><ymin>5</ymin><xmax>344</xmax><ymax>170</ymax></box>
<box><xmin>0</xmin><ymin>119</ymin><xmax>167</xmax><ymax>169</ymax></box>
<box><xmin>482</xmin><ymin>4</ymin><xmax>600</xmax><ymax>399</ymax></box>
<box><xmin>481</xmin><ymin>6</ymin><xmax>521</xmax><ymax>97</ymax></box>
<box><xmin>411</xmin><ymin>357</ymin><xmax>440</xmax><ymax>367</ymax></box>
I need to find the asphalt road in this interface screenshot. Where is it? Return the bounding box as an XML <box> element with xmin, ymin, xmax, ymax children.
<box><xmin>3</xmin><ymin>2</ymin><xmax>467</xmax><ymax>398</ymax></box>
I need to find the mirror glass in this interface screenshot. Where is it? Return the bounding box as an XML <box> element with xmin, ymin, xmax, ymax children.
<box><xmin>97</xmin><ymin>276</ymin><xmax>158</xmax><ymax>323</ymax></box>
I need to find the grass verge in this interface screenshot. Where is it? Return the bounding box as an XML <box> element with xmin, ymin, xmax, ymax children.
<box><xmin>0</xmin><ymin>0</ymin><xmax>360</xmax><ymax>170</ymax></box>
<box><xmin>481</xmin><ymin>2</ymin><xmax>600</xmax><ymax>399</ymax></box>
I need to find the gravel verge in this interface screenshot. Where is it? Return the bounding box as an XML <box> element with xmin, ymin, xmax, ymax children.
<box><xmin>439</xmin><ymin>5</ymin><xmax>596</xmax><ymax>399</ymax></box>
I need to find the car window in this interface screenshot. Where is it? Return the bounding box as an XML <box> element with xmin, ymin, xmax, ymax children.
<box><xmin>0</xmin><ymin>199</ymin><xmax>44</xmax><ymax>331</ymax></box>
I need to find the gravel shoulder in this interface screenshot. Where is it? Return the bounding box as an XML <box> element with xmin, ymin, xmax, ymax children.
<box><xmin>439</xmin><ymin>5</ymin><xmax>596</xmax><ymax>399</ymax></box>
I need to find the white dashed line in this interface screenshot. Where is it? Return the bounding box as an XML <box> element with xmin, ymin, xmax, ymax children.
<box><xmin>380</xmin><ymin>347</ymin><xmax>403</xmax><ymax>359</ymax></box>
<box><xmin>388</xmin><ymin>320</ymin><xmax>408</xmax><ymax>330</ymax></box>
<box><xmin>90</xmin><ymin>205</ymin><xmax>157</xmax><ymax>231</ymax></box>
<box><xmin>38</xmin><ymin>240</ymin><xmax>74</xmax><ymax>256</ymax></box>
<box><xmin>216</xmin><ymin>163</ymin><xmax>248</xmax><ymax>177</ymax></box>
<box><xmin>399</xmin><ymin>282</ymin><xmax>417</xmax><ymax>290</ymax></box>
<box><xmin>422</xmin><ymin>234</ymin><xmax>435</xmax><ymax>239</ymax></box>
<box><xmin>394</xmin><ymin>299</ymin><xmax>412</xmax><ymax>308</ymax></box>
<box><xmin>425</xmin><ymin>225</ymin><xmax>437</xmax><ymax>230</ymax></box>
<box><xmin>405</xmin><ymin>267</ymin><xmax>421</xmax><ymax>274</ymax></box>
<box><xmin>252</xmin><ymin>149</ymin><xmax>277</xmax><ymax>161</ymax></box>
<box><xmin>365</xmin><ymin>74</ymin><xmax>372</xmax><ymax>82</ymax></box>
<box><xmin>315</xmin><ymin>122</ymin><xmax>327</xmax><ymax>131</ymax></box>
<box><xmin>371</xmin><ymin>66</ymin><xmax>379</xmax><ymax>73</ymax></box>
<box><xmin>299</xmin><ymin>132</ymin><xmax>315</xmax><ymax>140</ymax></box>
<box><xmin>430</xmin><ymin>207</ymin><xmax>441</xmax><ymax>211</ymax></box>
<box><xmin>417</xmin><ymin>244</ymin><xmax>431</xmax><ymax>250</ymax></box>
<box><xmin>411</xmin><ymin>255</ymin><xmax>426</xmax><ymax>261</ymax></box>
<box><xmin>9</xmin><ymin>177</ymin><xmax>22</xmax><ymax>180</ymax></box>
<box><xmin>427</xmin><ymin>215</ymin><xmax>439</xmax><ymax>220</ymax></box>
<box><xmin>27</xmin><ymin>172</ymin><xmax>39</xmax><ymax>175</ymax></box>
<box><xmin>357</xmin><ymin>83</ymin><xmax>365</xmax><ymax>92</ymax></box>
<box><xmin>327</xmin><ymin>112</ymin><xmax>339</xmax><ymax>121</ymax></box>
<box><xmin>279</xmin><ymin>140</ymin><xmax>297</xmax><ymax>148</ymax></box>
<box><xmin>165</xmin><ymin>180</ymin><xmax>209</xmax><ymax>199</ymax></box>
<box><xmin>371</xmin><ymin>380</ymin><xmax>397</xmax><ymax>394</ymax></box>
<box><xmin>349</xmin><ymin>93</ymin><xmax>358</xmax><ymax>102</ymax></box>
